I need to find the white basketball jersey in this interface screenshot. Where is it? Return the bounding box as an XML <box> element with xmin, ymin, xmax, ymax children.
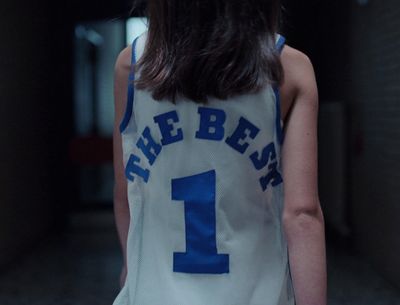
<box><xmin>113</xmin><ymin>32</ymin><xmax>296</xmax><ymax>305</ymax></box>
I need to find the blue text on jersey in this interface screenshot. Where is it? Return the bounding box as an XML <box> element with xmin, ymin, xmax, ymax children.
<box><xmin>124</xmin><ymin>107</ymin><xmax>283</xmax><ymax>191</ymax></box>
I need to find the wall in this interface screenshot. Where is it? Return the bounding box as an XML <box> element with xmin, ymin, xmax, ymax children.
<box><xmin>0</xmin><ymin>0</ymin><xmax>135</xmax><ymax>267</ymax></box>
<box><xmin>0</xmin><ymin>1</ymin><xmax>73</xmax><ymax>267</ymax></box>
<box><xmin>283</xmin><ymin>0</ymin><xmax>400</xmax><ymax>288</ymax></box>
<box><xmin>71</xmin><ymin>0</ymin><xmax>132</xmax><ymax>21</ymax></box>
<box><xmin>348</xmin><ymin>0</ymin><xmax>400</xmax><ymax>287</ymax></box>
<box><xmin>74</xmin><ymin>21</ymin><xmax>125</xmax><ymax>137</ymax></box>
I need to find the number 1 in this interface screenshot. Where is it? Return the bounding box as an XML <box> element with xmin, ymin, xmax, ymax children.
<box><xmin>171</xmin><ymin>170</ymin><xmax>229</xmax><ymax>274</ymax></box>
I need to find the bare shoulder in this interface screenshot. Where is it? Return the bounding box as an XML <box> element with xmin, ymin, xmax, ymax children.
<box><xmin>114</xmin><ymin>45</ymin><xmax>133</xmax><ymax>118</ymax></box>
<box><xmin>279</xmin><ymin>45</ymin><xmax>318</xmax><ymax>120</ymax></box>
<box><xmin>281</xmin><ymin>45</ymin><xmax>313</xmax><ymax>71</ymax></box>
<box><xmin>114</xmin><ymin>45</ymin><xmax>132</xmax><ymax>105</ymax></box>
<box><xmin>281</xmin><ymin>45</ymin><xmax>317</xmax><ymax>98</ymax></box>
<box><xmin>115</xmin><ymin>45</ymin><xmax>132</xmax><ymax>76</ymax></box>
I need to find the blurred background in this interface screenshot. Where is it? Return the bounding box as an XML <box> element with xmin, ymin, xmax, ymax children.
<box><xmin>0</xmin><ymin>0</ymin><xmax>399</xmax><ymax>304</ymax></box>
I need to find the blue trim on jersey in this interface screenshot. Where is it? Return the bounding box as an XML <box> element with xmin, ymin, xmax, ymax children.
<box><xmin>274</xmin><ymin>35</ymin><xmax>286</xmax><ymax>145</ymax></box>
<box><xmin>119</xmin><ymin>37</ymin><xmax>139</xmax><ymax>133</ymax></box>
<box><xmin>276</xmin><ymin>35</ymin><xmax>286</xmax><ymax>54</ymax></box>
<box><xmin>274</xmin><ymin>87</ymin><xmax>284</xmax><ymax>145</ymax></box>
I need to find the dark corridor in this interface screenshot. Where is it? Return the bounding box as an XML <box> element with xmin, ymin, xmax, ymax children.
<box><xmin>0</xmin><ymin>0</ymin><xmax>399</xmax><ymax>304</ymax></box>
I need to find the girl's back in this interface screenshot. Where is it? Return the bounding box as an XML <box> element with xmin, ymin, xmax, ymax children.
<box><xmin>114</xmin><ymin>33</ymin><xmax>294</xmax><ymax>305</ymax></box>
<box><xmin>113</xmin><ymin>1</ymin><xmax>327</xmax><ymax>305</ymax></box>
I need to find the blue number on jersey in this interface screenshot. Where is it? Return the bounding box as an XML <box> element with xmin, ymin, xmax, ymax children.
<box><xmin>171</xmin><ymin>170</ymin><xmax>229</xmax><ymax>274</ymax></box>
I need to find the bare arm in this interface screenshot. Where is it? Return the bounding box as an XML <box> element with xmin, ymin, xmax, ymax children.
<box><xmin>281</xmin><ymin>49</ymin><xmax>327</xmax><ymax>305</ymax></box>
<box><xmin>113</xmin><ymin>46</ymin><xmax>132</xmax><ymax>287</ymax></box>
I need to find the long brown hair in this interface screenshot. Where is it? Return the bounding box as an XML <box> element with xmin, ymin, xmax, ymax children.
<box><xmin>135</xmin><ymin>0</ymin><xmax>283</xmax><ymax>103</ymax></box>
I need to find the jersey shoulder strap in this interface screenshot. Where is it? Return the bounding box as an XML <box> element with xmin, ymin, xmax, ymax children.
<box><xmin>119</xmin><ymin>36</ymin><xmax>139</xmax><ymax>133</ymax></box>
<box><xmin>119</xmin><ymin>32</ymin><xmax>149</xmax><ymax>133</ymax></box>
<box><xmin>273</xmin><ymin>34</ymin><xmax>286</xmax><ymax>145</ymax></box>
<box><xmin>275</xmin><ymin>34</ymin><xmax>286</xmax><ymax>54</ymax></box>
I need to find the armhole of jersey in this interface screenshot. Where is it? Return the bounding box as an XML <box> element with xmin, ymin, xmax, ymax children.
<box><xmin>119</xmin><ymin>37</ymin><xmax>139</xmax><ymax>134</ymax></box>
<box><xmin>274</xmin><ymin>34</ymin><xmax>286</xmax><ymax>145</ymax></box>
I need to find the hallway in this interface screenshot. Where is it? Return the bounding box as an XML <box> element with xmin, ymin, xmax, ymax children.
<box><xmin>0</xmin><ymin>210</ymin><xmax>398</xmax><ymax>305</ymax></box>
<box><xmin>0</xmin><ymin>211</ymin><xmax>121</xmax><ymax>305</ymax></box>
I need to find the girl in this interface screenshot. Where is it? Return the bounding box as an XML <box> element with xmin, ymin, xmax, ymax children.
<box><xmin>113</xmin><ymin>1</ymin><xmax>327</xmax><ymax>304</ymax></box>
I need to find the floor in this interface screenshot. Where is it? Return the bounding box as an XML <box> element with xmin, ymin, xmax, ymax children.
<box><xmin>0</xmin><ymin>210</ymin><xmax>399</xmax><ymax>305</ymax></box>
